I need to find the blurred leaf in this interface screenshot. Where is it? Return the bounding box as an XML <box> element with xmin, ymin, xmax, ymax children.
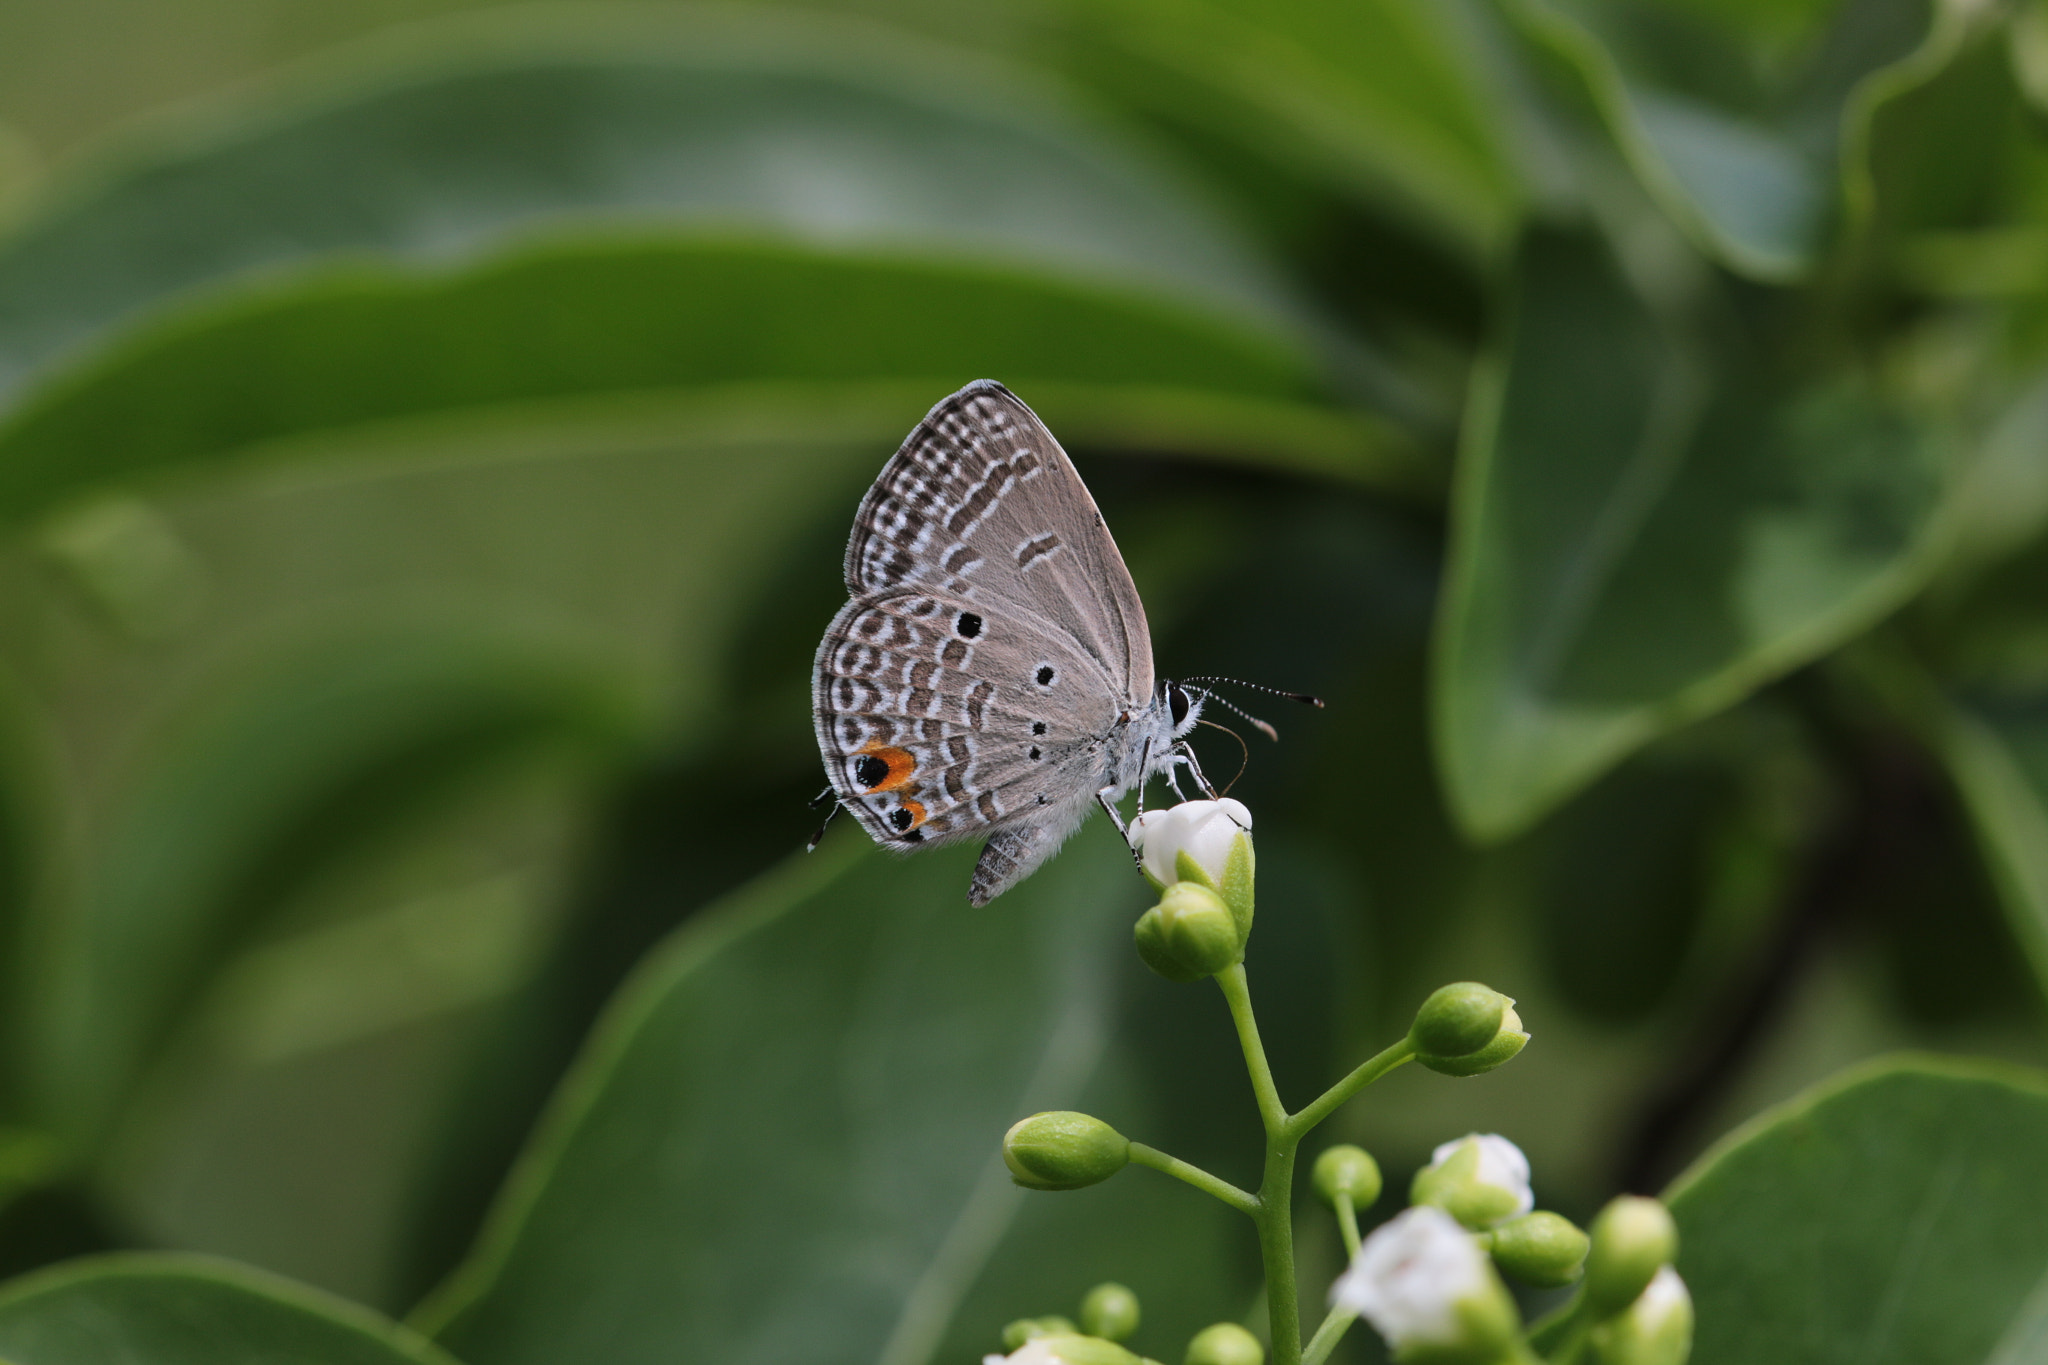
<box><xmin>1666</xmin><ymin>1055</ymin><xmax>2048</xmax><ymax>1364</ymax></box>
<box><xmin>29</xmin><ymin>628</ymin><xmax>632</xmax><ymax>1145</ymax></box>
<box><xmin>1435</xmin><ymin>225</ymin><xmax>1959</xmax><ymax>839</ymax></box>
<box><xmin>0</xmin><ymin>1252</ymin><xmax>457</xmax><ymax>1364</ymax></box>
<box><xmin>416</xmin><ymin>824</ymin><xmax>1243</xmax><ymax>1365</ymax></box>
<box><xmin>1505</xmin><ymin>0</ymin><xmax>1964</xmax><ymax>279</ymax></box>
<box><xmin>1930</xmin><ymin>695</ymin><xmax>2048</xmax><ymax>1002</ymax></box>
<box><xmin>0</xmin><ymin>240</ymin><xmax>1411</xmax><ymax>533</ymax></box>
<box><xmin>0</xmin><ymin>8</ymin><xmax>1304</xmax><ymax>410</ymax></box>
<box><xmin>1049</xmin><ymin>0</ymin><xmax>1520</xmax><ymax>256</ymax></box>
<box><xmin>1526</xmin><ymin>758</ymin><xmax>1732</xmax><ymax>1023</ymax></box>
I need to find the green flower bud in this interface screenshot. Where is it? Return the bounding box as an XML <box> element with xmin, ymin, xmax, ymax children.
<box><xmin>1133</xmin><ymin>883</ymin><xmax>1240</xmax><ymax>981</ymax></box>
<box><xmin>1416</xmin><ymin>999</ymin><xmax>1529</xmax><ymax>1077</ymax></box>
<box><xmin>1589</xmin><ymin>1266</ymin><xmax>1692</xmax><ymax>1365</ymax></box>
<box><xmin>1409</xmin><ymin>1134</ymin><xmax>1532</xmax><ymax>1230</ymax></box>
<box><xmin>1184</xmin><ymin>1322</ymin><xmax>1264</xmax><ymax>1365</ymax></box>
<box><xmin>1584</xmin><ymin>1196</ymin><xmax>1678</xmax><ymax>1317</ymax></box>
<box><xmin>1080</xmin><ymin>1283</ymin><xmax>1141</xmax><ymax>1342</ymax></box>
<box><xmin>1487</xmin><ymin>1211</ymin><xmax>1588</xmax><ymax>1287</ymax></box>
<box><xmin>1410</xmin><ymin>983</ymin><xmax>1504</xmax><ymax>1058</ymax></box>
<box><xmin>1003</xmin><ymin>1317</ymin><xmax>1080</xmax><ymax>1350</ymax></box>
<box><xmin>1312</xmin><ymin>1144</ymin><xmax>1383</xmax><ymax>1210</ymax></box>
<box><xmin>1003</xmin><ymin>1112</ymin><xmax>1129</xmax><ymax>1191</ymax></box>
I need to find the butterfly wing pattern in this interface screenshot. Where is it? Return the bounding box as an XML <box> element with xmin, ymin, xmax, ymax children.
<box><xmin>813</xmin><ymin>379</ymin><xmax>1170</xmax><ymax>905</ymax></box>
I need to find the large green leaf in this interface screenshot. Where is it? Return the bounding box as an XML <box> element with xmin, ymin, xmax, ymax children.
<box><xmin>0</xmin><ymin>1252</ymin><xmax>457</xmax><ymax>1364</ymax></box>
<box><xmin>415</xmin><ymin>824</ymin><xmax>1244</xmax><ymax>1365</ymax></box>
<box><xmin>1503</xmin><ymin>0</ymin><xmax>1973</xmax><ymax>280</ymax></box>
<box><xmin>1048</xmin><ymin>0</ymin><xmax>1519</xmax><ymax>256</ymax></box>
<box><xmin>1666</xmin><ymin>1055</ymin><xmax>2048</xmax><ymax>1364</ymax></box>
<box><xmin>1434</xmin><ymin>226</ymin><xmax>1959</xmax><ymax>838</ymax></box>
<box><xmin>0</xmin><ymin>239</ymin><xmax>1406</xmax><ymax>533</ymax></box>
<box><xmin>0</xmin><ymin>8</ymin><xmax>1301</xmax><ymax>412</ymax></box>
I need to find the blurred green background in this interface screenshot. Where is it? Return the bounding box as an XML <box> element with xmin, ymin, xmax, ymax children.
<box><xmin>0</xmin><ymin>0</ymin><xmax>2046</xmax><ymax>1361</ymax></box>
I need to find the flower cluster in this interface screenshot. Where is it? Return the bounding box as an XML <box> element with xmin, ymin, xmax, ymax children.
<box><xmin>1323</xmin><ymin>1133</ymin><xmax>1690</xmax><ymax>1365</ymax></box>
<box><xmin>981</xmin><ymin>795</ymin><xmax>1684</xmax><ymax>1365</ymax></box>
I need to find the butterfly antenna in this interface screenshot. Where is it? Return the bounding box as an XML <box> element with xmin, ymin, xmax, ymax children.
<box><xmin>1181</xmin><ymin>676</ymin><xmax>1325</xmax><ymax>709</ymax></box>
<box><xmin>1193</xmin><ymin>717</ymin><xmax>1250</xmax><ymax>795</ymax></box>
<box><xmin>1189</xmin><ymin>686</ymin><xmax>1281</xmax><ymax>742</ymax></box>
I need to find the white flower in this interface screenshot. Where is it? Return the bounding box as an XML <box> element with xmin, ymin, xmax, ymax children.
<box><xmin>1331</xmin><ymin>1205</ymin><xmax>1492</xmax><ymax>1349</ymax></box>
<box><xmin>1424</xmin><ymin>1133</ymin><xmax>1534</xmax><ymax>1222</ymax></box>
<box><xmin>983</xmin><ymin>1337</ymin><xmax>1136</xmax><ymax>1365</ymax></box>
<box><xmin>1131</xmin><ymin>797</ymin><xmax>1251</xmax><ymax>888</ymax></box>
<box><xmin>1630</xmin><ymin>1266</ymin><xmax>1690</xmax><ymax>1333</ymax></box>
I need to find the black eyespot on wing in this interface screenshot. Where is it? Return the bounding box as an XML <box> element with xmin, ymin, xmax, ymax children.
<box><xmin>1036</xmin><ymin>794</ymin><xmax>1048</xmax><ymax>805</ymax></box>
<box><xmin>1031</xmin><ymin>721</ymin><xmax>1047</xmax><ymax>736</ymax></box>
<box><xmin>900</xmin><ymin>828</ymin><xmax>925</xmax><ymax>842</ymax></box>
<box><xmin>1036</xmin><ymin>665</ymin><xmax>1055</xmax><ymax>686</ymax></box>
<box><xmin>889</xmin><ymin>808</ymin><xmax>914</xmax><ymax>832</ymax></box>
<box><xmin>1028</xmin><ymin>746</ymin><xmax>1041</xmax><ymax>760</ymax></box>
<box><xmin>956</xmin><ymin>612</ymin><xmax>982</xmax><ymax>639</ymax></box>
<box><xmin>854</xmin><ymin>754</ymin><xmax>889</xmax><ymax>789</ymax></box>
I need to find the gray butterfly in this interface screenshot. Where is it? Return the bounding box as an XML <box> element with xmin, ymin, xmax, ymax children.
<box><xmin>811</xmin><ymin>379</ymin><xmax>1203</xmax><ymax>905</ymax></box>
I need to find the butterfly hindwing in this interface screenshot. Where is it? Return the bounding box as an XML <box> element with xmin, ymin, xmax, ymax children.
<box><xmin>813</xmin><ymin>585</ymin><xmax>1117</xmax><ymax>854</ymax></box>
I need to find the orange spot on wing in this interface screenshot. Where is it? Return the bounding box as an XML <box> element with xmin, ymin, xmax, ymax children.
<box><xmin>855</xmin><ymin>742</ymin><xmax>917</xmax><ymax>792</ymax></box>
<box><xmin>900</xmin><ymin>798</ymin><xmax>928</xmax><ymax>829</ymax></box>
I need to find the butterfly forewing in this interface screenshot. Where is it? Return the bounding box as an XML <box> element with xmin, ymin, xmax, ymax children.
<box><xmin>843</xmin><ymin>381</ymin><xmax>1154</xmax><ymax>705</ymax></box>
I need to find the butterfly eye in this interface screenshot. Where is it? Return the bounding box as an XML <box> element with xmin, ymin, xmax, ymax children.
<box><xmin>1169</xmin><ymin>684</ymin><xmax>1190</xmax><ymax>727</ymax></box>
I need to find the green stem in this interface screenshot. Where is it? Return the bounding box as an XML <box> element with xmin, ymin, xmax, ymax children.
<box><xmin>1256</xmin><ymin>1136</ymin><xmax>1300</xmax><ymax>1365</ymax></box>
<box><xmin>1300</xmin><ymin>1307</ymin><xmax>1357</xmax><ymax>1365</ymax></box>
<box><xmin>1333</xmin><ymin>1192</ymin><xmax>1361</xmax><ymax>1259</ymax></box>
<box><xmin>1287</xmin><ymin>1037</ymin><xmax>1416</xmax><ymax>1139</ymax></box>
<box><xmin>1217</xmin><ymin>964</ymin><xmax>1301</xmax><ymax>1364</ymax></box>
<box><xmin>1216</xmin><ymin>964</ymin><xmax>1287</xmax><ymax>1133</ymax></box>
<box><xmin>1127</xmin><ymin>1142</ymin><xmax>1259</xmax><ymax>1217</ymax></box>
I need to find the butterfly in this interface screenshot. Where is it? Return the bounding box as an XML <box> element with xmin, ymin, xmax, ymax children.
<box><xmin>811</xmin><ymin>379</ymin><xmax>1205</xmax><ymax>905</ymax></box>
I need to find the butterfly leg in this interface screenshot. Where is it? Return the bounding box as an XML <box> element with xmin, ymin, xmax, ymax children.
<box><xmin>1097</xmin><ymin>787</ymin><xmax>1149</xmax><ymax>872</ymax></box>
<box><xmin>1174</xmin><ymin>741</ymin><xmax>1224</xmax><ymax>800</ymax></box>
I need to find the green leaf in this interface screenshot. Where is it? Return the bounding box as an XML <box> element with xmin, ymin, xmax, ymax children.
<box><xmin>1434</xmin><ymin>226</ymin><xmax>1959</xmax><ymax>838</ymax></box>
<box><xmin>26</xmin><ymin>627</ymin><xmax>632</xmax><ymax>1146</ymax></box>
<box><xmin>0</xmin><ymin>239</ymin><xmax>1407</xmax><ymax>534</ymax></box>
<box><xmin>0</xmin><ymin>1252</ymin><xmax>457</xmax><ymax>1364</ymax></box>
<box><xmin>1049</xmin><ymin>0</ymin><xmax>1519</xmax><ymax>255</ymax></box>
<box><xmin>1503</xmin><ymin>0</ymin><xmax>1970</xmax><ymax>280</ymax></box>
<box><xmin>1666</xmin><ymin>1054</ymin><xmax>2048</xmax><ymax>1364</ymax></box>
<box><xmin>416</xmin><ymin>823</ymin><xmax>1243</xmax><ymax>1365</ymax></box>
<box><xmin>0</xmin><ymin>9</ymin><xmax>1300</xmax><ymax>412</ymax></box>
<box><xmin>1928</xmin><ymin>695</ymin><xmax>2048</xmax><ymax>1002</ymax></box>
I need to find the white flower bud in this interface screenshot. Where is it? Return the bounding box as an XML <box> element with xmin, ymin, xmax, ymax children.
<box><xmin>1131</xmin><ymin>798</ymin><xmax>1251</xmax><ymax>890</ymax></box>
<box><xmin>983</xmin><ymin>1335</ymin><xmax>1142</xmax><ymax>1365</ymax></box>
<box><xmin>1592</xmin><ymin>1267</ymin><xmax>1693</xmax><ymax>1365</ymax></box>
<box><xmin>1331</xmin><ymin>1206</ymin><xmax>1517</xmax><ymax>1356</ymax></box>
<box><xmin>1411</xmin><ymin>1134</ymin><xmax>1534</xmax><ymax>1228</ymax></box>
